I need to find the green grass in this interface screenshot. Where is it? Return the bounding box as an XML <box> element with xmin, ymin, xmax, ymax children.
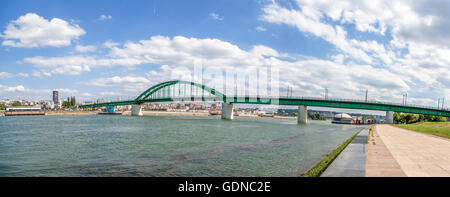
<box><xmin>393</xmin><ymin>122</ymin><xmax>450</xmax><ymax>139</ymax></box>
<box><xmin>301</xmin><ymin>130</ymin><xmax>361</xmax><ymax>177</ymax></box>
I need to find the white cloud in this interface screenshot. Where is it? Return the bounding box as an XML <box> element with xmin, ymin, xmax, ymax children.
<box><xmin>261</xmin><ymin>3</ymin><xmax>374</xmax><ymax>64</ymax></box>
<box><xmin>24</xmin><ymin>56</ymin><xmax>96</xmax><ymax>76</ymax></box>
<box><xmin>1</xmin><ymin>85</ymin><xmax>26</xmax><ymax>92</ymax></box>
<box><xmin>210</xmin><ymin>12</ymin><xmax>223</xmax><ymax>21</ymax></box>
<box><xmin>98</xmin><ymin>14</ymin><xmax>112</xmax><ymax>21</ymax></box>
<box><xmin>17</xmin><ymin>73</ymin><xmax>29</xmax><ymax>78</ymax></box>
<box><xmin>251</xmin><ymin>45</ymin><xmax>280</xmax><ymax>57</ymax></box>
<box><xmin>20</xmin><ymin>34</ymin><xmax>444</xmax><ymax>107</ymax></box>
<box><xmin>75</xmin><ymin>44</ymin><xmax>97</xmax><ymax>53</ymax></box>
<box><xmin>54</xmin><ymin>88</ymin><xmax>78</xmax><ymax>94</ymax></box>
<box><xmin>1</xmin><ymin>13</ymin><xmax>85</xmax><ymax>48</ymax></box>
<box><xmin>256</xmin><ymin>26</ymin><xmax>267</xmax><ymax>32</ymax></box>
<box><xmin>99</xmin><ymin>91</ymin><xmax>121</xmax><ymax>96</ymax></box>
<box><xmin>260</xmin><ymin>1</ymin><xmax>450</xmax><ymax>105</ymax></box>
<box><xmin>103</xmin><ymin>40</ymin><xmax>119</xmax><ymax>48</ymax></box>
<box><xmin>0</xmin><ymin>72</ymin><xmax>29</xmax><ymax>79</ymax></box>
<box><xmin>80</xmin><ymin>92</ymin><xmax>93</xmax><ymax>97</ymax></box>
<box><xmin>0</xmin><ymin>84</ymin><xmax>86</xmax><ymax>101</ymax></box>
<box><xmin>86</xmin><ymin>76</ymin><xmax>151</xmax><ymax>92</ymax></box>
<box><xmin>0</xmin><ymin>72</ymin><xmax>13</xmax><ymax>79</ymax></box>
<box><xmin>32</xmin><ymin>70</ymin><xmax>52</xmax><ymax>78</ymax></box>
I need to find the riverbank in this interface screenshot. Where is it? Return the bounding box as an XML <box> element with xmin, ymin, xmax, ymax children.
<box><xmin>321</xmin><ymin>128</ymin><xmax>369</xmax><ymax>177</ymax></box>
<box><xmin>1</xmin><ymin>110</ymin><xmax>301</xmax><ymax>121</ymax></box>
<box><xmin>46</xmin><ymin>111</ymin><xmax>98</xmax><ymax>115</ymax></box>
<box><xmin>121</xmin><ymin>111</ymin><xmax>298</xmax><ymax>120</ymax></box>
<box><xmin>392</xmin><ymin>122</ymin><xmax>450</xmax><ymax>139</ymax></box>
<box><xmin>301</xmin><ymin>129</ymin><xmax>362</xmax><ymax>177</ymax></box>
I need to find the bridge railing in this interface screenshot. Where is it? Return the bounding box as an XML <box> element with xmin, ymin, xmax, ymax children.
<box><xmin>85</xmin><ymin>95</ymin><xmax>449</xmax><ymax>112</ymax></box>
<box><xmin>218</xmin><ymin>94</ymin><xmax>448</xmax><ymax>111</ymax></box>
<box><xmin>283</xmin><ymin>96</ymin><xmax>449</xmax><ymax>111</ymax></box>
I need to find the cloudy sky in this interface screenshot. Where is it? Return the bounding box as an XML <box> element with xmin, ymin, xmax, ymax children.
<box><xmin>0</xmin><ymin>0</ymin><xmax>449</xmax><ymax>110</ymax></box>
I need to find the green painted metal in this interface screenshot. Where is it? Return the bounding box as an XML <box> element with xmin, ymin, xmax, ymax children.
<box><xmin>79</xmin><ymin>80</ymin><xmax>450</xmax><ymax>117</ymax></box>
<box><xmin>134</xmin><ymin>80</ymin><xmax>225</xmax><ymax>102</ymax></box>
<box><xmin>229</xmin><ymin>97</ymin><xmax>450</xmax><ymax>117</ymax></box>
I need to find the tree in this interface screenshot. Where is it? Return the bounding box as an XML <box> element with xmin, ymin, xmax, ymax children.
<box><xmin>394</xmin><ymin>112</ymin><xmax>402</xmax><ymax>123</ymax></box>
<box><xmin>432</xmin><ymin>116</ymin><xmax>446</xmax><ymax>122</ymax></box>
<box><xmin>0</xmin><ymin>104</ymin><xmax>5</xmax><ymax>110</ymax></box>
<box><xmin>406</xmin><ymin>114</ymin><xmax>419</xmax><ymax>124</ymax></box>
<box><xmin>71</xmin><ymin>96</ymin><xmax>76</xmax><ymax>106</ymax></box>
<box><xmin>12</xmin><ymin>101</ymin><xmax>21</xmax><ymax>107</ymax></box>
<box><xmin>394</xmin><ymin>112</ymin><xmax>446</xmax><ymax>124</ymax></box>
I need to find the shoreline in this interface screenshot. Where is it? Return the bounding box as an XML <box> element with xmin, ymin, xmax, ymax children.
<box><xmin>301</xmin><ymin>129</ymin><xmax>362</xmax><ymax>177</ymax></box>
<box><xmin>1</xmin><ymin>110</ymin><xmax>299</xmax><ymax>120</ymax></box>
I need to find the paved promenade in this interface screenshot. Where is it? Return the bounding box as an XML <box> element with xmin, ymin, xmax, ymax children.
<box><xmin>367</xmin><ymin>124</ymin><xmax>450</xmax><ymax>177</ymax></box>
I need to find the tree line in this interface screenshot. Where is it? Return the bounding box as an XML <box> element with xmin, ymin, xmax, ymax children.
<box><xmin>62</xmin><ymin>96</ymin><xmax>77</xmax><ymax>108</ymax></box>
<box><xmin>308</xmin><ymin>112</ymin><xmax>327</xmax><ymax>120</ymax></box>
<box><xmin>394</xmin><ymin>112</ymin><xmax>446</xmax><ymax>124</ymax></box>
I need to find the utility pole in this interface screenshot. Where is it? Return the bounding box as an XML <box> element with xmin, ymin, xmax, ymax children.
<box><xmin>286</xmin><ymin>85</ymin><xmax>289</xmax><ymax>98</ymax></box>
<box><xmin>405</xmin><ymin>93</ymin><xmax>407</xmax><ymax>105</ymax></box>
<box><xmin>438</xmin><ymin>98</ymin><xmax>441</xmax><ymax>109</ymax></box>
<box><xmin>402</xmin><ymin>93</ymin><xmax>408</xmax><ymax>105</ymax></box>
<box><xmin>365</xmin><ymin>89</ymin><xmax>368</xmax><ymax>102</ymax></box>
<box><xmin>234</xmin><ymin>74</ymin><xmax>237</xmax><ymax>97</ymax></box>
<box><xmin>443</xmin><ymin>97</ymin><xmax>445</xmax><ymax>109</ymax></box>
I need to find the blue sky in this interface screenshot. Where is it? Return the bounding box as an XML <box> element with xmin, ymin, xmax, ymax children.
<box><xmin>0</xmin><ymin>0</ymin><xmax>449</xmax><ymax>111</ymax></box>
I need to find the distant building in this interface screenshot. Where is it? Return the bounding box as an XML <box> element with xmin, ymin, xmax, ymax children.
<box><xmin>117</xmin><ymin>96</ymin><xmax>121</xmax><ymax>102</ymax></box>
<box><xmin>5</xmin><ymin>106</ymin><xmax>45</xmax><ymax>116</ymax></box>
<box><xmin>52</xmin><ymin>91</ymin><xmax>59</xmax><ymax>105</ymax></box>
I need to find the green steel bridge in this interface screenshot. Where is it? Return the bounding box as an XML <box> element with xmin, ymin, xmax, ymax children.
<box><xmin>80</xmin><ymin>80</ymin><xmax>450</xmax><ymax>118</ymax></box>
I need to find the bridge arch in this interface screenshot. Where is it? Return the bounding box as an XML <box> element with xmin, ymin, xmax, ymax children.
<box><xmin>134</xmin><ymin>80</ymin><xmax>226</xmax><ymax>103</ymax></box>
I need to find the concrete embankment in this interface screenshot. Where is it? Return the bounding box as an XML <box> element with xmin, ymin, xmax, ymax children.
<box><xmin>321</xmin><ymin>128</ymin><xmax>369</xmax><ymax>177</ymax></box>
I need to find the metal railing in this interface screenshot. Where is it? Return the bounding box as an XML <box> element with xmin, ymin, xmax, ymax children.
<box><xmin>88</xmin><ymin>94</ymin><xmax>449</xmax><ymax>112</ymax></box>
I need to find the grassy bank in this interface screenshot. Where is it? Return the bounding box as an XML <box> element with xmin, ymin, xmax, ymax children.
<box><xmin>393</xmin><ymin>122</ymin><xmax>450</xmax><ymax>139</ymax></box>
<box><xmin>301</xmin><ymin>130</ymin><xmax>361</xmax><ymax>177</ymax></box>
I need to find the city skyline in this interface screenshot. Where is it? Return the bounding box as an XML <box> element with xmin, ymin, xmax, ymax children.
<box><xmin>0</xmin><ymin>0</ymin><xmax>449</xmax><ymax>110</ymax></box>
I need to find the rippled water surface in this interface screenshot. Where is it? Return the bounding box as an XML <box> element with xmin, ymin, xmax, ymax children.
<box><xmin>0</xmin><ymin>115</ymin><xmax>367</xmax><ymax>176</ymax></box>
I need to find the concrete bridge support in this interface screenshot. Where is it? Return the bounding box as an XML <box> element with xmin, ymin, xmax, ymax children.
<box><xmin>298</xmin><ymin>105</ymin><xmax>308</xmax><ymax>124</ymax></box>
<box><xmin>131</xmin><ymin>104</ymin><xmax>143</xmax><ymax>116</ymax></box>
<box><xmin>385</xmin><ymin>111</ymin><xmax>394</xmax><ymax>124</ymax></box>
<box><xmin>221</xmin><ymin>102</ymin><xmax>234</xmax><ymax>120</ymax></box>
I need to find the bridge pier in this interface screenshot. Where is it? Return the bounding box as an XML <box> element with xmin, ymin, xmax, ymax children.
<box><xmin>385</xmin><ymin>111</ymin><xmax>394</xmax><ymax>124</ymax></box>
<box><xmin>297</xmin><ymin>105</ymin><xmax>308</xmax><ymax>124</ymax></box>
<box><xmin>131</xmin><ymin>104</ymin><xmax>143</xmax><ymax>116</ymax></box>
<box><xmin>221</xmin><ymin>102</ymin><xmax>234</xmax><ymax>120</ymax></box>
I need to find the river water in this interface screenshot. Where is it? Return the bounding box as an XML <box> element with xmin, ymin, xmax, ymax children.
<box><xmin>0</xmin><ymin>115</ymin><xmax>367</xmax><ymax>177</ymax></box>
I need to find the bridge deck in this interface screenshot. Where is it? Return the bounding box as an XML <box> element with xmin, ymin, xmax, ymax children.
<box><xmin>80</xmin><ymin>96</ymin><xmax>450</xmax><ymax>117</ymax></box>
